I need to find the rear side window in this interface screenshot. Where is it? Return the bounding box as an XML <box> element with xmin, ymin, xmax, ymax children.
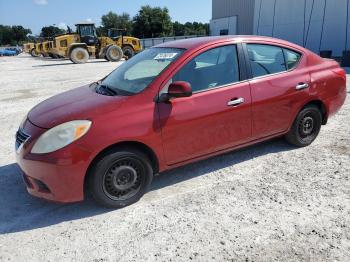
<box><xmin>247</xmin><ymin>44</ymin><xmax>286</xmax><ymax>78</ymax></box>
<box><xmin>284</xmin><ymin>49</ymin><xmax>301</xmax><ymax>70</ymax></box>
<box><xmin>173</xmin><ymin>45</ymin><xmax>240</xmax><ymax>92</ymax></box>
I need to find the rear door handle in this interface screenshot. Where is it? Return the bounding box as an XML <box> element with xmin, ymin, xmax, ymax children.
<box><xmin>227</xmin><ymin>97</ymin><xmax>245</xmax><ymax>106</ymax></box>
<box><xmin>296</xmin><ymin>83</ymin><xmax>309</xmax><ymax>90</ymax></box>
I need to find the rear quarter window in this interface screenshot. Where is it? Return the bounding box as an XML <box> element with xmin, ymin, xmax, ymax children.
<box><xmin>283</xmin><ymin>49</ymin><xmax>302</xmax><ymax>70</ymax></box>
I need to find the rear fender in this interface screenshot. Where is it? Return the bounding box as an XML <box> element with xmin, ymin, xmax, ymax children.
<box><xmin>68</xmin><ymin>44</ymin><xmax>88</xmax><ymax>56</ymax></box>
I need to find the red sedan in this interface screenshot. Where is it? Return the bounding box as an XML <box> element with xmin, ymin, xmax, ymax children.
<box><xmin>16</xmin><ymin>36</ymin><xmax>346</xmax><ymax>208</ymax></box>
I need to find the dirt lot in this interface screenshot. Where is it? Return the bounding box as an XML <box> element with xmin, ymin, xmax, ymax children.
<box><xmin>0</xmin><ymin>54</ymin><xmax>349</xmax><ymax>262</ymax></box>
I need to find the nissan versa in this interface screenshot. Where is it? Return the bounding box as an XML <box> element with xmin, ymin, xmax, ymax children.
<box><xmin>16</xmin><ymin>36</ymin><xmax>346</xmax><ymax>208</ymax></box>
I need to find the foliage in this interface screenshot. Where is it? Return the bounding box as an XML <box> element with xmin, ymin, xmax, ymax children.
<box><xmin>173</xmin><ymin>21</ymin><xmax>209</xmax><ymax>36</ymax></box>
<box><xmin>40</xmin><ymin>26</ymin><xmax>66</xmax><ymax>38</ymax></box>
<box><xmin>1</xmin><ymin>5</ymin><xmax>209</xmax><ymax>45</ymax></box>
<box><xmin>0</xmin><ymin>25</ymin><xmax>32</xmax><ymax>45</ymax></box>
<box><xmin>99</xmin><ymin>11</ymin><xmax>132</xmax><ymax>36</ymax></box>
<box><xmin>132</xmin><ymin>5</ymin><xmax>173</xmax><ymax>38</ymax></box>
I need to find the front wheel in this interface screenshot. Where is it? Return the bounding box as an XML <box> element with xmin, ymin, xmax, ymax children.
<box><xmin>105</xmin><ymin>45</ymin><xmax>123</xmax><ymax>62</ymax></box>
<box><xmin>30</xmin><ymin>48</ymin><xmax>39</xmax><ymax>57</ymax></box>
<box><xmin>285</xmin><ymin>105</ymin><xmax>322</xmax><ymax>147</ymax></box>
<box><xmin>89</xmin><ymin>148</ymin><xmax>153</xmax><ymax>208</ymax></box>
<box><xmin>70</xmin><ymin>47</ymin><xmax>89</xmax><ymax>64</ymax></box>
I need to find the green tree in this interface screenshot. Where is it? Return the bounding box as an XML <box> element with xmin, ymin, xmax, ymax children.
<box><xmin>172</xmin><ymin>21</ymin><xmax>209</xmax><ymax>37</ymax></box>
<box><xmin>183</xmin><ymin>22</ymin><xmax>209</xmax><ymax>36</ymax></box>
<box><xmin>132</xmin><ymin>5</ymin><xmax>173</xmax><ymax>38</ymax></box>
<box><xmin>100</xmin><ymin>11</ymin><xmax>132</xmax><ymax>36</ymax></box>
<box><xmin>0</xmin><ymin>24</ymin><xmax>32</xmax><ymax>45</ymax></box>
<box><xmin>40</xmin><ymin>26</ymin><xmax>65</xmax><ymax>38</ymax></box>
<box><xmin>11</xmin><ymin>25</ymin><xmax>32</xmax><ymax>44</ymax></box>
<box><xmin>173</xmin><ymin>21</ymin><xmax>185</xmax><ymax>36</ymax></box>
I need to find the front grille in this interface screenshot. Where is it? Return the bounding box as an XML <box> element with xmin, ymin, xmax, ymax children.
<box><xmin>15</xmin><ymin>128</ymin><xmax>30</xmax><ymax>150</ymax></box>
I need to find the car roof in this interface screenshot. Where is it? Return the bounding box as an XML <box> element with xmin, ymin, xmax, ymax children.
<box><xmin>155</xmin><ymin>35</ymin><xmax>305</xmax><ymax>52</ymax></box>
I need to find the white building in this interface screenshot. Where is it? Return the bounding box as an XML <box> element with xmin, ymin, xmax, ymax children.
<box><xmin>210</xmin><ymin>0</ymin><xmax>350</xmax><ymax>57</ymax></box>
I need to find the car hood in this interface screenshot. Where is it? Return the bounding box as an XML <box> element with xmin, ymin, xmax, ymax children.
<box><xmin>28</xmin><ymin>85</ymin><xmax>127</xmax><ymax>129</ymax></box>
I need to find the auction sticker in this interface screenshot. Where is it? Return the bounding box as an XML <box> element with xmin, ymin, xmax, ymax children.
<box><xmin>154</xmin><ymin>53</ymin><xmax>178</xmax><ymax>60</ymax></box>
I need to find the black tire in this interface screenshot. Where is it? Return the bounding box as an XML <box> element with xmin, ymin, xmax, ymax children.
<box><xmin>105</xmin><ymin>45</ymin><xmax>123</xmax><ymax>62</ymax></box>
<box><xmin>30</xmin><ymin>48</ymin><xmax>39</xmax><ymax>57</ymax></box>
<box><xmin>70</xmin><ymin>47</ymin><xmax>89</xmax><ymax>64</ymax></box>
<box><xmin>285</xmin><ymin>105</ymin><xmax>322</xmax><ymax>147</ymax></box>
<box><xmin>89</xmin><ymin>148</ymin><xmax>153</xmax><ymax>208</ymax></box>
<box><xmin>49</xmin><ymin>53</ymin><xmax>58</xmax><ymax>59</ymax></box>
<box><xmin>122</xmin><ymin>45</ymin><xmax>135</xmax><ymax>59</ymax></box>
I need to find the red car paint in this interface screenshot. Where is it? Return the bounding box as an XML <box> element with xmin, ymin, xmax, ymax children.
<box><xmin>16</xmin><ymin>36</ymin><xmax>346</xmax><ymax>203</ymax></box>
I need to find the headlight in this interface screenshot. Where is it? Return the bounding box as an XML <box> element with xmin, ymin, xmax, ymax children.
<box><xmin>31</xmin><ymin>120</ymin><xmax>92</xmax><ymax>154</ymax></box>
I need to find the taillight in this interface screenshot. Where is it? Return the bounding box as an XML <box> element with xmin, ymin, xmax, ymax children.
<box><xmin>332</xmin><ymin>68</ymin><xmax>346</xmax><ymax>81</ymax></box>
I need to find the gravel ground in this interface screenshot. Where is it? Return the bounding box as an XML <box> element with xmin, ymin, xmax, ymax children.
<box><xmin>0</xmin><ymin>54</ymin><xmax>349</xmax><ymax>262</ymax></box>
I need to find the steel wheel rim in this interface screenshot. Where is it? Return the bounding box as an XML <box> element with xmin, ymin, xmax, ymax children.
<box><xmin>77</xmin><ymin>50</ymin><xmax>85</xmax><ymax>60</ymax></box>
<box><xmin>298</xmin><ymin>114</ymin><xmax>315</xmax><ymax>138</ymax></box>
<box><xmin>102</xmin><ymin>157</ymin><xmax>143</xmax><ymax>201</ymax></box>
<box><xmin>110</xmin><ymin>48</ymin><xmax>118</xmax><ymax>58</ymax></box>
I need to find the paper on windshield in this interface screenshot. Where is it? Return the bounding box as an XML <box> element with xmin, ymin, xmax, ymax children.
<box><xmin>154</xmin><ymin>53</ymin><xmax>178</xmax><ymax>60</ymax></box>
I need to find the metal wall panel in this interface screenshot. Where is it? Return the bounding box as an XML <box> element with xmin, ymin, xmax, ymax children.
<box><xmin>253</xmin><ymin>0</ymin><xmax>348</xmax><ymax>56</ymax></box>
<box><xmin>212</xmin><ymin>0</ymin><xmax>256</xmax><ymax>34</ymax></box>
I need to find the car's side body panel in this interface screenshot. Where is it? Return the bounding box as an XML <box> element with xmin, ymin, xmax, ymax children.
<box><xmin>15</xmin><ymin>35</ymin><xmax>347</xmax><ymax>203</ymax></box>
<box><xmin>158</xmin><ymin>81</ymin><xmax>252</xmax><ymax>165</ymax></box>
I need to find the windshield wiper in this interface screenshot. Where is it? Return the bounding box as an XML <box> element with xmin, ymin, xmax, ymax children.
<box><xmin>98</xmin><ymin>84</ymin><xmax>118</xmax><ymax>96</ymax></box>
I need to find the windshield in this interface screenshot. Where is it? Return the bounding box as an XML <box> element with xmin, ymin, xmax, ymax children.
<box><xmin>101</xmin><ymin>47</ymin><xmax>185</xmax><ymax>95</ymax></box>
<box><xmin>79</xmin><ymin>25</ymin><xmax>96</xmax><ymax>37</ymax></box>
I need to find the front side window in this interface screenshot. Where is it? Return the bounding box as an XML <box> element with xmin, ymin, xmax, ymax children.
<box><xmin>247</xmin><ymin>44</ymin><xmax>286</xmax><ymax>78</ymax></box>
<box><xmin>102</xmin><ymin>47</ymin><xmax>184</xmax><ymax>95</ymax></box>
<box><xmin>173</xmin><ymin>45</ymin><xmax>240</xmax><ymax>92</ymax></box>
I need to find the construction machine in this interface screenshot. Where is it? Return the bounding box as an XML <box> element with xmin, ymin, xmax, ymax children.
<box><xmin>108</xmin><ymin>28</ymin><xmax>142</xmax><ymax>58</ymax></box>
<box><xmin>50</xmin><ymin>22</ymin><xmax>142</xmax><ymax>64</ymax></box>
<box><xmin>38</xmin><ymin>40</ymin><xmax>53</xmax><ymax>57</ymax></box>
<box><xmin>30</xmin><ymin>42</ymin><xmax>41</xmax><ymax>57</ymax></box>
<box><xmin>23</xmin><ymin>43</ymin><xmax>35</xmax><ymax>54</ymax></box>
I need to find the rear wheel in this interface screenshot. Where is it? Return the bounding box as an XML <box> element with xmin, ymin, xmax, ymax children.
<box><xmin>70</xmin><ymin>47</ymin><xmax>89</xmax><ymax>64</ymax></box>
<box><xmin>105</xmin><ymin>45</ymin><xmax>123</xmax><ymax>62</ymax></box>
<box><xmin>89</xmin><ymin>148</ymin><xmax>153</xmax><ymax>208</ymax></box>
<box><xmin>122</xmin><ymin>46</ymin><xmax>135</xmax><ymax>59</ymax></box>
<box><xmin>285</xmin><ymin>105</ymin><xmax>322</xmax><ymax>147</ymax></box>
<box><xmin>30</xmin><ymin>48</ymin><xmax>39</xmax><ymax>57</ymax></box>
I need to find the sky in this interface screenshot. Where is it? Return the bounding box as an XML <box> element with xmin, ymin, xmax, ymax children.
<box><xmin>0</xmin><ymin>0</ymin><xmax>212</xmax><ymax>35</ymax></box>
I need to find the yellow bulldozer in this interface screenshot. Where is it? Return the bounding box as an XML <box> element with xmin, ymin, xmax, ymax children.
<box><xmin>23</xmin><ymin>43</ymin><xmax>35</xmax><ymax>54</ymax></box>
<box><xmin>28</xmin><ymin>40</ymin><xmax>51</xmax><ymax>57</ymax></box>
<box><xmin>29</xmin><ymin>42</ymin><xmax>41</xmax><ymax>57</ymax></box>
<box><xmin>107</xmin><ymin>28</ymin><xmax>141</xmax><ymax>58</ymax></box>
<box><xmin>50</xmin><ymin>22</ymin><xmax>142</xmax><ymax>64</ymax></box>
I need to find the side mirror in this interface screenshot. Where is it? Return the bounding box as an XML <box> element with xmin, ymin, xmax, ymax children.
<box><xmin>158</xmin><ymin>81</ymin><xmax>192</xmax><ymax>102</ymax></box>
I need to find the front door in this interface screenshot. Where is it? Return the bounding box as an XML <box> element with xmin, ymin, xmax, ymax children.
<box><xmin>158</xmin><ymin>44</ymin><xmax>252</xmax><ymax>165</ymax></box>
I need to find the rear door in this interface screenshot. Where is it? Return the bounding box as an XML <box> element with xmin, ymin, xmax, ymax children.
<box><xmin>245</xmin><ymin>43</ymin><xmax>311</xmax><ymax>139</ymax></box>
<box><xmin>158</xmin><ymin>44</ymin><xmax>252</xmax><ymax>165</ymax></box>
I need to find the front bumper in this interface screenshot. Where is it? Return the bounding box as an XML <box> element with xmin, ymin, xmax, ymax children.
<box><xmin>16</xmin><ymin>120</ymin><xmax>92</xmax><ymax>203</ymax></box>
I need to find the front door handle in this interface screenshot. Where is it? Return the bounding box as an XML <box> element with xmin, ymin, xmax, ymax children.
<box><xmin>296</xmin><ymin>83</ymin><xmax>309</xmax><ymax>90</ymax></box>
<box><xmin>227</xmin><ymin>97</ymin><xmax>245</xmax><ymax>106</ymax></box>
